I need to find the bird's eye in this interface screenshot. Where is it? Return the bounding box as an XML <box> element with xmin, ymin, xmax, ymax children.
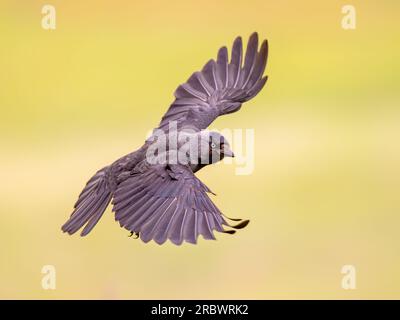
<box><xmin>210</xmin><ymin>142</ymin><xmax>216</xmax><ymax>148</ymax></box>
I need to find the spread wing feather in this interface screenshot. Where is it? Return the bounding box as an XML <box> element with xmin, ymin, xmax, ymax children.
<box><xmin>62</xmin><ymin>168</ymin><xmax>112</xmax><ymax>236</ymax></box>
<box><xmin>112</xmin><ymin>163</ymin><xmax>248</xmax><ymax>245</ymax></box>
<box><xmin>157</xmin><ymin>32</ymin><xmax>268</xmax><ymax>132</ymax></box>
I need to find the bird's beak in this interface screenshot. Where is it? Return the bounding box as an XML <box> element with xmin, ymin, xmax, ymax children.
<box><xmin>223</xmin><ymin>145</ymin><xmax>235</xmax><ymax>158</ymax></box>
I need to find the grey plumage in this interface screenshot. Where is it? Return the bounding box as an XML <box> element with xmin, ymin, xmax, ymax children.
<box><xmin>62</xmin><ymin>32</ymin><xmax>268</xmax><ymax>245</ymax></box>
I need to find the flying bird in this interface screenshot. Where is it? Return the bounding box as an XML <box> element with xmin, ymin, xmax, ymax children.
<box><xmin>62</xmin><ymin>32</ymin><xmax>269</xmax><ymax>245</ymax></box>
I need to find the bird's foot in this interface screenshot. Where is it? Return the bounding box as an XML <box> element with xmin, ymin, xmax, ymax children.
<box><xmin>128</xmin><ymin>231</ymin><xmax>140</xmax><ymax>239</ymax></box>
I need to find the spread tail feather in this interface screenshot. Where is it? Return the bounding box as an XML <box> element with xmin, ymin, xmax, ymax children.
<box><xmin>62</xmin><ymin>168</ymin><xmax>112</xmax><ymax>236</ymax></box>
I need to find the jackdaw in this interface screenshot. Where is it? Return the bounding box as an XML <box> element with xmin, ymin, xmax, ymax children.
<box><xmin>62</xmin><ymin>32</ymin><xmax>269</xmax><ymax>245</ymax></box>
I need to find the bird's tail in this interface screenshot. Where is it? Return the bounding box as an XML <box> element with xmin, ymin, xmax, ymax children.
<box><xmin>62</xmin><ymin>167</ymin><xmax>112</xmax><ymax>236</ymax></box>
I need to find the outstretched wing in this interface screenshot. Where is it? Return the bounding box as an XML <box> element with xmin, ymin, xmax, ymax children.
<box><xmin>157</xmin><ymin>32</ymin><xmax>268</xmax><ymax>132</ymax></box>
<box><xmin>62</xmin><ymin>167</ymin><xmax>112</xmax><ymax>236</ymax></box>
<box><xmin>112</xmin><ymin>163</ymin><xmax>248</xmax><ymax>245</ymax></box>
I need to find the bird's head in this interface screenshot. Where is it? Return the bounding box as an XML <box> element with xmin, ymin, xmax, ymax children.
<box><xmin>198</xmin><ymin>131</ymin><xmax>234</xmax><ymax>165</ymax></box>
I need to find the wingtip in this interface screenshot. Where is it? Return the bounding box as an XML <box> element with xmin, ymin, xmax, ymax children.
<box><xmin>218</xmin><ymin>46</ymin><xmax>228</xmax><ymax>54</ymax></box>
<box><xmin>231</xmin><ymin>219</ymin><xmax>250</xmax><ymax>230</ymax></box>
<box><xmin>61</xmin><ymin>222</ymin><xmax>73</xmax><ymax>235</ymax></box>
<box><xmin>217</xmin><ymin>46</ymin><xmax>229</xmax><ymax>63</ymax></box>
<box><xmin>249</xmin><ymin>32</ymin><xmax>259</xmax><ymax>42</ymax></box>
<box><xmin>80</xmin><ymin>229</ymin><xmax>90</xmax><ymax>237</ymax></box>
<box><xmin>260</xmin><ymin>39</ymin><xmax>268</xmax><ymax>52</ymax></box>
<box><xmin>223</xmin><ymin>229</ymin><xmax>236</xmax><ymax>235</ymax></box>
<box><xmin>248</xmin><ymin>32</ymin><xmax>269</xmax><ymax>53</ymax></box>
<box><xmin>233</xmin><ymin>35</ymin><xmax>243</xmax><ymax>44</ymax></box>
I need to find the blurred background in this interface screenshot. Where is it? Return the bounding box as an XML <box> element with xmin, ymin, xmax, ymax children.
<box><xmin>0</xmin><ymin>0</ymin><xmax>399</xmax><ymax>299</ymax></box>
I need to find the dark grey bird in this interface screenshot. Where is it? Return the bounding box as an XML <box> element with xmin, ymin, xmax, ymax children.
<box><xmin>62</xmin><ymin>32</ymin><xmax>268</xmax><ymax>245</ymax></box>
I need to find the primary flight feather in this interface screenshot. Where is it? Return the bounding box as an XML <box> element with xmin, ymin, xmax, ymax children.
<box><xmin>62</xmin><ymin>32</ymin><xmax>269</xmax><ymax>245</ymax></box>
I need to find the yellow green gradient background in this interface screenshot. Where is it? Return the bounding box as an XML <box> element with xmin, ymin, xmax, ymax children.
<box><xmin>1</xmin><ymin>0</ymin><xmax>399</xmax><ymax>299</ymax></box>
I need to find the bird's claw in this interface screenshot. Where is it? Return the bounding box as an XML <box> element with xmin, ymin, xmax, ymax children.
<box><xmin>128</xmin><ymin>231</ymin><xmax>139</xmax><ymax>239</ymax></box>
